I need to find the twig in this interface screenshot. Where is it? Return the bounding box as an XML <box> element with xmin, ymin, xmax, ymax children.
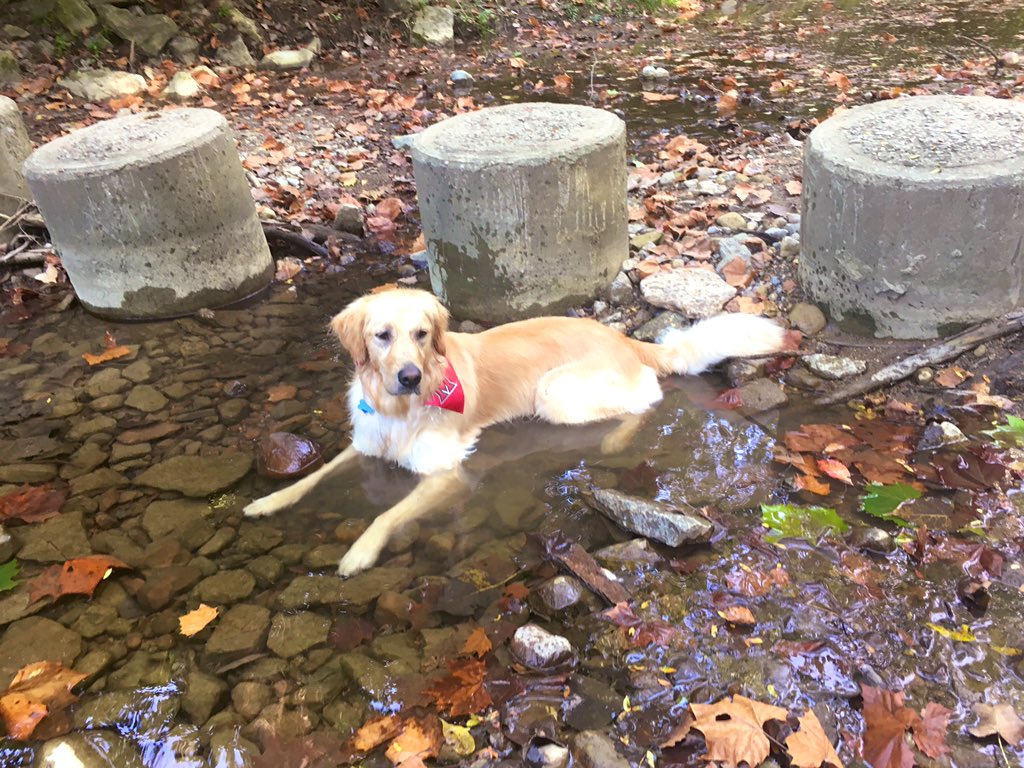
<box><xmin>589</xmin><ymin>57</ymin><xmax>597</xmax><ymax>100</ymax></box>
<box><xmin>816</xmin><ymin>310</ymin><xmax>1024</xmax><ymax>406</ymax></box>
<box><xmin>954</xmin><ymin>33</ymin><xmax>1003</xmax><ymax>76</ymax></box>
<box><xmin>261</xmin><ymin>222</ymin><xmax>330</xmax><ymax>259</ymax></box>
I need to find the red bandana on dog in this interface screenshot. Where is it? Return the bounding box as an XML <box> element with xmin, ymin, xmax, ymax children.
<box><xmin>425</xmin><ymin>358</ymin><xmax>465</xmax><ymax>413</ymax></box>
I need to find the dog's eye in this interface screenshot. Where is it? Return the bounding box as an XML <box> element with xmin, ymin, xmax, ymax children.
<box><xmin>415</xmin><ymin>329</ymin><xmax>429</xmax><ymax>342</ymax></box>
<box><xmin>375</xmin><ymin>330</ymin><xmax>391</xmax><ymax>343</ymax></box>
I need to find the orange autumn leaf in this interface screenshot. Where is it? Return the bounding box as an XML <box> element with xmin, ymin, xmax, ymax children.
<box><xmin>353</xmin><ymin>714</ymin><xmax>401</xmax><ymax>752</ymax></box>
<box><xmin>935</xmin><ymin>365</ymin><xmax>972</xmax><ymax>388</ymax></box>
<box><xmin>0</xmin><ymin>484</ymin><xmax>67</xmax><ymax>523</ymax></box>
<box><xmin>375</xmin><ymin>197</ymin><xmax>405</xmax><ymax>221</ymax></box>
<box><xmin>785</xmin><ymin>179</ymin><xmax>803</xmax><ymax>196</ymax></box>
<box><xmin>642</xmin><ymin>91</ymin><xmax>678</xmax><ymax>102</ymax></box>
<box><xmin>553</xmin><ymin>74</ymin><xmax>573</xmax><ymax>91</ymax></box>
<box><xmin>0</xmin><ymin>661</ymin><xmax>87</xmax><ymax>740</ymax></box>
<box><xmin>179</xmin><ymin>604</ymin><xmax>219</xmax><ymax>637</ymax></box>
<box><xmin>508</xmin><ymin>57</ymin><xmax>527</xmax><ymax>69</ymax></box>
<box><xmin>385</xmin><ymin>714</ymin><xmax>443</xmax><ymax>766</ymax></box>
<box><xmin>27</xmin><ymin>555</ymin><xmax>130</xmax><ymax>604</ymax></box>
<box><xmin>826</xmin><ymin>70</ymin><xmax>852</xmax><ymax>91</ymax></box>
<box><xmin>796</xmin><ymin>473</ymin><xmax>832</xmax><ymax>496</ymax></box>
<box><xmin>718</xmin><ymin>605</ymin><xmax>756</xmax><ymax>626</ymax></box>
<box><xmin>83</xmin><ymin>345</ymin><xmax>132</xmax><ymax>366</ymax></box>
<box><xmin>462</xmin><ymin>627</ymin><xmax>493</xmax><ymax>657</ymax></box>
<box><xmin>816</xmin><ymin>457</ymin><xmax>853</xmax><ymax>485</ymax></box>
<box><xmin>786</xmin><ymin>708</ymin><xmax>844</xmax><ymax>768</ymax></box>
<box><xmin>717</xmin><ymin>89</ymin><xmax>739</xmax><ymax>115</ymax></box>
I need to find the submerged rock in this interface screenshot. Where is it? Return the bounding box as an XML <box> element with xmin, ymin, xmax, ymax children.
<box><xmin>789</xmin><ymin>302</ymin><xmax>827</xmax><ymax>335</ymax></box>
<box><xmin>135</xmin><ymin>453</ymin><xmax>252</xmax><ymax>497</ymax></box>
<box><xmin>36</xmin><ymin>731</ymin><xmax>145</xmax><ymax>768</ymax></box>
<box><xmin>536</xmin><ymin>575</ymin><xmax>585</xmax><ymax>611</ymax></box>
<box><xmin>267</xmin><ymin>611</ymin><xmax>331</xmax><ymax>657</ymax></box>
<box><xmin>572</xmin><ymin>731</ymin><xmax>631</xmax><ymax>768</ymax></box>
<box><xmin>510</xmin><ymin>624</ymin><xmax>575</xmax><ymax>670</ymax></box>
<box><xmin>206</xmin><ymin>604</ymin><xmax>270</xmax><ymax>654</ymax></box>
<box><xmin>257</xmin><ymin>433</ymin><xmax>323</xmax><ymax>479</ymax></box>
<box><xmin>585</xmin><ymin>487</ymin><xmax>713</xmax><ymax>547</ymax></box>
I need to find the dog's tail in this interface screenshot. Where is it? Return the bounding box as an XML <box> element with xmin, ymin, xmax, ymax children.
<box><xmin>633</xmin><ymin>313</ymin><xmax>787</xmax><ymax>376</ymax></box>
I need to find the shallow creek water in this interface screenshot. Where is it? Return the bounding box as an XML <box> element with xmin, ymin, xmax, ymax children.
<box><xmin>1</xmin><ymin>264</ymin><xmax>1022</xmax><ymax>767</ymax></box>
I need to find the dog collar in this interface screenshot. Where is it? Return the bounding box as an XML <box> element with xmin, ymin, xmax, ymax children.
<box><xmin>356</xmin><ymin>359</ymin><xmax>465</xmax><ymax>416</ymax></box>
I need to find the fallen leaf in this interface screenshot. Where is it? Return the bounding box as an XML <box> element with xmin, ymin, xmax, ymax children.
<box><xmin>508</xmin><ymin>57</ymin><xmax>527</xmax><ymax>69</ymax></box>
<box><xmin>795</xmin><ymin>473</ymin><xmax>832</xmax><ymax>496</ymax></box>
<box><xmin>0</xmin><ymin>485</ymin><xmax>68</xmax><ymax>523</ymax></box>
<box><xmin>82</xmin><ymin>345</ymin><xmax>132</xmax><ymax>366</ymax></box>
<box><xmin>0</xmin><ymin>559</ymin><xmax>20</xmax><ymax>593</ymax></box>
<box><xmin>718</xmin><ymin>605</ymin><xmax>756</xmax><ymax>626</ymax></box>
<box><xmin>424</xmin><ymin>657</ymin><xmax>492</xmax><ymax>717</ymax></box>
<box><xmin>461</xmin><ymin>627</ymin><xmax>492</xmax><ymax>657</ymax></box>
<box><xmin>861</xmin><ymin>685</ymin><xmax>919</xmax><ymax>768</ymax></box>
<box><xmin>826</xmin><ymin>70</ymin><xmax>852</xmax><ymax>91</ymax></box>
<box><xmin>786</xmin><ymin>708</ymin><xmax>844</xmax><ymax>768</ymax></box>
<box><xmin>352</xmin><ymin>714</ymin><xmax>401</xmax><ymax>752</ymax></box>
<box><xmin>642</xmin><ymin>91</ymin><xmax>678</xmax><ymax>102</ymax></box>
<box><xmin>0</xmin><ymin>661</ymin><xmax>87</xmax><ymax>740</ymax></box>
<box><xmin>912</xmin><ymin>701</ymin><xmax>951</xmax><ymax>759</ymax></box>
<box><xmin>179</xmin><ymin>604</ymin><xmax>218</xmax><ymax>637</ymax></box>
<box><xmin>690</xmin><ymin>694</ymin><xmax>788</xmax><ymax>767</ymax></box>
<box><xmin>385</xmin><ymin>714</ymin><xmax>443</xmax><ymax>765</ymax></box>
<box><xmin>27</xmin><ymin>555</ymin><xmax>130</xmax><ymax>604</ymax></box>
<box><xmin>935</xmin><ymin>365</ymin><xmax>972</xmax><ymax>388</ymax></box>
<box><xmin>725</xmin><ymin>565</ymin><xmax>789</xmax><ymax>597</ymax></box>
<box><xmin>785</xmin><ymin>179</ymin><xmax>803</xmax><ymax>196</ymax></box>
<box><xmin>375</xmin><ymin>197</ymin><xmax>404</xmax><ymax>221</ymax></box>
<box><xmin>816</xmin><ymin>457</ymin><xmax>853</xmax><ymax>485</ymax></box>
<box><xmin>717</xmin><ymin>89</ymin><xmax>738</xmax><ymax>115</ymax></box>
<box><xmin>969</xmin><ymin>702</ymin><xmax>1024</xmax><ymax>746</ymax></box>
<box><xmin>553</xmin><ymin>74</ymin><xmax>573</xmax><ymax>91</ymax></box>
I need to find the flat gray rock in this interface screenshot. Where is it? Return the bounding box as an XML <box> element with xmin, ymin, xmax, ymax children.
<box><xmin>206</xmin><ymin>604</ymin><xmax>270</xmax><ymax>655</ymax></box>
<box><xmin>585</xmin><ymin>488</ymin><xmax>712</xmax><ymax>547</ymax></box>
<box><xmin>640</xmin><ymin>269</ymin><xmax>736</xmax><ymax>319</ymax></box>
<box><xmin>135</xmin><ymin>453</ymin><xmax>252</xmax><ymax>497</ymax></box>
<box><xmin>16</xmin><ymin>510</ymin><xmax>92</xmax><ymax>562</ymax></box>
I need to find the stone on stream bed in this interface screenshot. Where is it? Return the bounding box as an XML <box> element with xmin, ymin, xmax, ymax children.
<box><xmin>802</xmin><ymin>353</ymin><xmax>867</xmax><ymax>380</ymax></box>
<box><xmin>36</xmin><ymin>731</ymin><xmax>146</xmax><ymax>768</ymax></box>
<box><xmin>256</xmin><ymin>432</ymin><xmax>323</xmax><ymax>479</ymax></box>
<box><xmin>135</xmin><ymin>453</ymin><xmax>252</xmax><ymax>497</ymax></box>
<box><xmin>510</xmin><ymin>624</ymin><xmax>576</xmax><ymax>670</ymax></box>
<box><xmin>584</xmin><ymin>487</ymin><xmax>713</xmax><ymax>547</ymax></box>
<box><xmin>640</xmin><ymin>269</ymin><xmax>736</xmax><ymax>318</ymax></box>
<box><xmin>206</xmin><ymin>604</ymin><xmax>271</xmax><ymax>654</ymax></box>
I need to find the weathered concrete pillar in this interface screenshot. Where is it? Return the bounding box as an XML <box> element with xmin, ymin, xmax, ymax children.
<box><xmin>24</xmin><ymin>108</ymin><xmax>273</xmax><ymax>320</ymax></box>
<box><xmin>0</xmin><ymin>96</ymin><xmax>32</xmax><ymax>215</ymax></box>
<box><xmin>412</xmin><ymin>102</ymin><xmax>627</xmax><ymax>323</ymax></box>
<box><xmin>800</xmin><ymin>95</ymin><xmax>1024</xmax><ymax>339</ymax></box>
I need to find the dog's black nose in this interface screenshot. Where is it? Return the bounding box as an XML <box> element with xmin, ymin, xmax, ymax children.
<box><xmin>397</xmin><ymin>364</ymin><xmax>421</xmax><ymax>390</ymax></box>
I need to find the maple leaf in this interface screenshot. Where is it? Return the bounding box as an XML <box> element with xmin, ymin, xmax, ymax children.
<box><xmin>0</xmin><ymin>485</ymin><xmax>67</xmax><ymax>523</ymax></box>
<box><xmin>27</xmin><ymin>555</ymin><xmax>130</xmax><ymax>605</ymax></box>
<box><xmin>690</xmin><ymin>695</ymin><xmax>788</xmax><ymax>767</ymax></box>
<box><xmin>860</xmin><ymin>685</ymin><xmax>919</xmax><ymax>768</ymax></box>
<box><xmin>425</xmin><ymin>657</ymin><xmax>492</xmax><ymax>717</ymax></box>
<box><xmin>786</xmin><ymin>709</ymin><xmax>844</xmax><ymax>768</ymax></box>
<box><xmin>969</xmin><ymin>702</ymin><xmax>1024</xmax><ymax>746</ymax></box>
<box><xmin>911</xmin><ymin>702</ymin><xmax>950</xmax><ymax>758</ymax></box>
<box><xmin>461</xmin><ymin>627</ymin><xmax>493</xmax><ymax>657</ymax></box>
<box><xmin>0</xmin><ymin>661</ymin><xmax>87</xmax><ymax>740</ymax></box>
<box><xmin>179</xmin><ymin>604</ymin><xmax>218</xmax><ymax>637</ymax></box>
<box><xmin>385</xmin><ymin>714</ymin><xmax>443</xmax><ymax>766</ymax></box>
<box><xmin>816</xmin><ymin>457</ymin><xmax>853</xmax><ymax>485</ymax></box>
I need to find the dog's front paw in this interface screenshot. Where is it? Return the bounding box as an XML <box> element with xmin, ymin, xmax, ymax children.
<box><xmin>243</xmin><ymin>494</ymin><xmax>285</xmax><ymax>518</ymax></box>
<box><xmin>337</xmin><ymin>536</ymin><xmax>384</xmax><ymax>578</ymax></box>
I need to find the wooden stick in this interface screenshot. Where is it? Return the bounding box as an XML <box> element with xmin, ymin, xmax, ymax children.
<box><xmin>816</xmin><ymin>310</ymin><xmax>1024</xmax><ymax>406</ymax></box>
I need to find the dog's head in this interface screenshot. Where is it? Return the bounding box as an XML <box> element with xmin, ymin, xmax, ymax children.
<box><xmin>331</xmin><ymin>288</ymin><xmax>450</xmax><ymax>408</ymax></box>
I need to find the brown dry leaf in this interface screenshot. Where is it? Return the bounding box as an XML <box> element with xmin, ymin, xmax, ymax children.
<box><xmin>718</xmin><ymin>605</ymin><xmax>756</xmax><ymax>626</ymax></box>
<box><xmin>912</xmin><ymin>701</ymin><xmax>951</xmax><ymax>759</ymax></box>
<box><xmin>969</xmin><ymin>702</ymin><xmax>1024</xmax><ymax>746</ymax></box>
<box><xmin>179</xmin><ymin>604</ymin><xmax>218</xmax><ymax>637</ymax></box>
<box><xmin>795</xmin><ymin>473</ymin><xmax>832</xmax><ymax>496</ymax></box>
<box><xmin>690</xmin><ymin>695</ymin><xmax>789</xmax><ymax>767</ymax></box>
<box><xmin>785</xmin><ymin>179</ymin><xmax>803</xmax><ymax>196</ymax></box>
<box><xmin>816</xmin><ymin>457</ymin><xmax>853</xmax><ymax>485</ymax></box>
<box><xmin>27</xmin><ymin>555</ymin><xmax>130</xmax><ymax>604</ymax></box>
<box><xmin>786</xmin><ymin>708</ymin><xmax>844</xmax><ymax>768</ymax></box>
<box><xmin>717</xmin><ymin>89</ymin><xmax>739</xmax><ymax>115</ymax></box>
<box><xmin>642</xmin><ymin>91</ymin><xmax>678</xmax><ymax>102</ymax></box>
<box><xmin>0</xmin><ymin>485</ymin><xmax>68</xmax><ymax>524</ymax></box>
<box><xmin>725</xmin><ymin>565</ymin><xmax>789</xmax><ymax>597</ymax></box>
<box><xmin>553</xmin><ymin>74</ymin><xmax>573</xmax><ymax>91</ymax></box>
<box><xmin>425</xmin><ymin>657</ymin><xmax>492</xmax><ymax>717</ymax></box>
<box><xmin>783</xmin><ymin>424</ymin><xmax>858</xmax><ymax>454</ymax></box>
<box><xmin>375</xmin><ymin>197</ymin><xmax>404</xmax><ymax>221</ymax></box>
<box><xmin>508</xmin><ymin>57</ymin><xmax>527</xmax><ymax>69</ymax></box>
<box><xmin>826</xmin><ymin>70</ymin><xmax>852</xmax><ymax>91</ymax></box>
<box><xmin>722</xmin><ymin>257</ymin><xmax>752</xmax><ymax>288</ymax></box>
<box><xmin>935</xmin><ymin>365</ymin><xmax>972</xmax><ymax>388</ymax></box>
<box><xmin>461</xmin><ymin>627</ymin><xmax>493</xmax><ymax>657</ymax></box>
<box><xmin>385</xmin><ymin>714</ymin><xmax>443</xmax><ymax>765</ymax></box>
<box><xmin>861</xmin><ymin>684</ymin><xmax>920</xmax><ymax>768</ymax></box>
<box><xmin>0</xmin><ymin>661</ymin><xmax>87</xmax><ymax>740</ymax></box>
<box><xmin>353</xmin><ymin>714</ymin><xmax>401</xmax><ymax>751</ymax></box>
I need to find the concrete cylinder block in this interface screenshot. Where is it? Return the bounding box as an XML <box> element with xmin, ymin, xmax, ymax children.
<box><xmin>412</xmin><ymin>102</ymin><xmax>627</xmax><ymax>323</ymax></box>
<box><xmin>0</xmin><ymin>95</ymin><xmax>32</xmax><ymax>215</ymax></box>
<box><xmin>800</xmin><ymin>95</ymin><xmax>1024</xmax><ymax>339</ymax></box>
<box><xmin>24</xmin><ymin>108</ymin><xmax>273</xmax><ymax>320</ymax></box>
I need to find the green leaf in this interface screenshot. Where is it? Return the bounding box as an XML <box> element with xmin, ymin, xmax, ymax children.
<box><xmin>760</xmin><ymin>503</ymin><xmax>849</xmax><ymax>543</ymax></box>
<box><xmin>861</xmin><ymin>483</ymin><xmax>921</xmax><ymax>526</ymax></box>
<box><xmin>982</xmin><ymin>415</ymin><xmax>1024</xmax><ymax>447</ymax></box>
<box><xmin>0</xmin><ymin>559</ymin><xmax>20</xmax><ymax>592</ymax></box>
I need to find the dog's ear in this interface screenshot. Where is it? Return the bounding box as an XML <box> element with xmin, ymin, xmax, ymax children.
<box><xmin>428</xmin><ymin>297</ymin><xmax>449</xmax><ymax>357</ymax></box>
<box><xmin>331</xmin><ymin>299</ymin><xmax>369</xmax><ymax>367</ymax></box>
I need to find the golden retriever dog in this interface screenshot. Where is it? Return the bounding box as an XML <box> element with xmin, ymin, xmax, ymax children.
<box><xmin>244</xmin><ymin>288</ymin><xmax>785</xmax><ymax>576</ymax></box>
